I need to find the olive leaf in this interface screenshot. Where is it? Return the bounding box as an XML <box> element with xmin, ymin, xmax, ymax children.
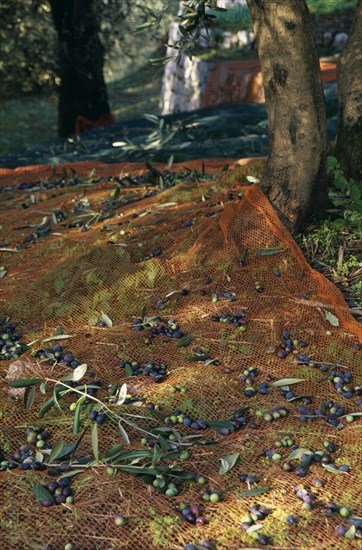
<box><xmin>287</xmin><ymin>448</ymin><xmax>313</xmax><ymax>460</ymax></box>
<box><xmin>39</xmin><ymin>392</ymin><xmax>63</xmax><ymax>418</ymax></box>
<box><xmin>345</xmin><ymin>526</ymin><xmax>356</xmax><ymax>539</ymax></box>
<box><xmin>9</xmin><ymin>377</ymin><xmax>42</xmax><ymax>388</ymax></box>
<box><xmin>114</xmin><ymin>383</ymin><xmax>127</xmax><ymax>405</ymax></box>
<box><xmin>237</xmin><ymin>486</ymin><xmax>271</xmax><ymax>497</ymax></box>
<box><xmin>257</xmin><ymin>248</ymin><xmax>285</xmax><ymax>255</ymax></box>
<box><xmin>48</xmin><ymin>439</ymin><xmax>64</xmax><ymax>463</ymax></box>
<box><xmin>103</xmin><ymin>444</ymin><xmax>124</xmax><ymax>461</ymax></box>
<box><xmin>91</xmin><ymin>423</ymin><xmax>99</xmax><ymax>462</ymax></box>
<box><xmin>118</xmin><ymin>421</ymin><xmax>130</xmax><ymax>446</ymax></box>
<box><xmin>55</xmin><ymin>442</ymin><xmax>77</xmax><ymax>461</ymax></box>
<box><xmin>73</xmin><ymin>400</ymin><xmax>82</xmax><ymax>434</ymax></box>
<box><xmin>322</xmin><ymin>464</ymin><xmax>347</xmax><ymax>474</ymax></box>
<box><xmin>52</xmin><ymin>386</ymin><xmax>63</xmax><ymax>414</ymax></box>
<box><xmin>58</xmin><ymin>469</ymin><xmax>83</xmax><ymax>479</ymax></box>
<box><xmin>42</xmin><ymin>335</ymin><xmax>74</xmax><ymax>342</ymax></box>
<box><xmin>207</xmin><ymin>420</ymin><xmax>235</xmax><ymax>430</ymax></box>
<box><xmin>270</xmin><ymin>378</ymin><xmax>306</xmax><ymax>387</ymax></box>
<box><xmin>166</xmin><ymin>154</ymin><xmax>174</xmax><ymax>170</ymax></box>
<box><xmin>33</xmin><ymin>452</ymin><xmax>44</xmax><ymax>464</ymax></box>
<box><xmin>33</xmin><ymin>485</ymin><xmax>55</xmax><ymax>504</ymax></box>
<box><xmin>219</xmin><ymin>452</ymin><xmax>240</xmax><ymax>475</ymax></box>
<box><xmin>323</xmin><ymin>310</ymin><xmax>339</xmax><ymax>326</ymax></box>
<box><xmin>158</xmin><ymin>435</ymin><xmax>173</xmax><ymax>452</ymax></box>
<box><xmin>125</xmin><ymin>364</ymin><xmax>134</xmax><ymax>377</ymax></box>
<box><xmin>117</xmin><ymin>465</ymin><xmax>159</xmax><ymax>475</ymax></box>
<box><xmin>101</xmin><ymin>312</ymin><xmax>113</xmax><ymax>327</ymax></box>
<box><xmin>24</xmin><ymin>384</ymin><xmax>36</xmax><ymax>410</ymax></box>
<box><xmin>176</xmin><ymin>335</ymin><xmax>192</xmax><ymax>348</ymax></box>
<box><xmin>61</xmin><ymin>363</ymin><xmax>87</xmax><ymax>383</ymax></box>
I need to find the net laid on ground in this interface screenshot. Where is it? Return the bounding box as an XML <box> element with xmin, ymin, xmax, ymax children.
<box><xmin>0</xmin><ymin>157</ymin><xmax>361</xmax><ymax>550</ymax></box>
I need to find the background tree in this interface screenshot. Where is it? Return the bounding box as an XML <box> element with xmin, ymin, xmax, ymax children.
<box><xmin>334</xmin><ymin>0</ymin><xmax>362</xmax><ymax>180</ymax></box>
<box><xmin>0</xmin><ymin>0</ymin><xmax>176</xmax><ymax>137</ymax></box>
<box><xmin>49</xmin><ymin>0</ymin><xmax>113</xmax><ymax>137</ymax></box>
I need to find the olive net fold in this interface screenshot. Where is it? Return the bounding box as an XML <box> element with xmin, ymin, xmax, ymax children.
<box><xmin>0</xmin><ymin>158</ymin><xmax>361</xmax><ymax>550</ymax></box>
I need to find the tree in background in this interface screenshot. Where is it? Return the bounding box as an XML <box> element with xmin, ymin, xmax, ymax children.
<box><xmin>1</xmin><ymin>0</ymin><xmax>175</xmax><ymax>137</ymax></box>
<box><xmin>334</xmin><ymin>0</ymin><xmax>362</xmax><ymax>180</ymax></box>
<box><xmin>49</xmin><ymin>0</ymin><xmax>113</xmax><ymax>137</ymax></box>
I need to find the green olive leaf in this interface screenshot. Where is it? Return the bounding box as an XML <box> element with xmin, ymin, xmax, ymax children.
<box><xmin>237</xmin><ymin>486</ymin><xmax>271</xmax><ymax>497</ymax></box>
<box><xmin>48</xmin><ymin>439</ymin><xmax>64</xmax><ymax>463</ymax></box>
<box><xmin>24</xmin><ymin>384</ymin><xmax>36</xmax><ymax>410</ymax></box>
<box><xmin>219</xmin><ymin>452</ymin><xmax>240</xmax><ymax>475</ymax></box>
<box><xmin>270</xmin><ymin>378</ymin><xmax>306</xmax><ymax>387</ymax></box>
<box><xmin>124</xmin><ymin>364</ymin><xmax>134</xmax><ymax>377</ymax></box>
<box><xmin>9</xmin><ymin>378</ymin><xmax>42</xmax><ymax>388</ymax></box>
<box><xmin>287</xmin><ymin>448</ymin><xmax>313</xmax><ymax>460</ymax></box>
<box><xmin>323</xmin><ymin>310</ymin><xmax>340</xmax><ymax>326</ymax></box>
<box><xmin>118</xmin><ymin>421</ymin><xmax>130</xmax><ymax>446</ymax></box>
<box><xmin>73</xmin><ymin>401</ymin><xmax>82</xmax><ymax>434</ymax></box>
<box><xmin>91</xmin><ymin>422</ymin><xmax>99</xmax><ymax>462</ymax></box>
<box><xmin>103</xmin><ymin>444</ymin><xmax>124</xmax><ymax>461</ymax></box>
<box><xmin>33</xmin><ymin>485</ymin><xmax>54</xmax><ymax>504</ymax></box>
<box><xmin>55</xmin><ymin>442</ymin><xmax>77</xmax><ymax>461</ymax></box>
<box><xmin>207</xmin><ymin>420</ymin><xmax>235</xmax><ymax>430</ymax></box>
<box><xmin>176</xmin><ymin>335</ymin><xmax>192</xmax><ymax>348</ymax></box>
<box><xmin>322</xmin><ymin>464</ymin><xmax>348</xmax><ymax>474</ymax></box>
<box><xmin>257</xmin><ymin>248</ymin><xmax>285</xmax><ymax>255</ymax></box>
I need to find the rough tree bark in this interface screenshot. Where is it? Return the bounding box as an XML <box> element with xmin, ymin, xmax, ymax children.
<box><xmin>334</xmin><ymin>0</ymin><xmax>362</xmax><ymax>181</ymax></box>
<box><xmin>49</xmin><ymin>0</ymin><xmax>112</xmax><ymax>137</ymax></box>
<box><xmin>246</xmin><ymin>0</ymin><xmax>331</xmax><ymax>233</ymax></box>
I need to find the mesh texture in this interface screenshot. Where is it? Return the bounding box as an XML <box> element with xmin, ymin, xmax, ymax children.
<box><xmin>0</xmin><ymin>157</ymin><xmax>361</xmax><ymax>550</ymax></box>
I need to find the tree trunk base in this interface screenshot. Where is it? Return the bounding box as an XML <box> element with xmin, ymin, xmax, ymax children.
<box><xmin>334</xmin><ymin>120</ymin><xmax>362</xmax><ymax>181</ymax></box>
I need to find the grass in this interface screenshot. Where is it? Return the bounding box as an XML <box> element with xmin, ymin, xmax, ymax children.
<box><xmin>0</xmin><ymin>61</ymin><xmax>163</xmax><ymax>156</ymax></box>
<box><xmin>297</xmin><ymin>208</ymin><xmax>362</xmax><ymax>319</ymax></box>
<box><xmin>0</xmin><ymin>94</ymin><xmax>58</xmax><ymax>155</ymax></box>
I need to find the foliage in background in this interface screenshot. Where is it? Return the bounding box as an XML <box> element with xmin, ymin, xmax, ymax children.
<box><xmin>0</xmin><ymin>0</ymin><xmax>177</xmax><ymax>99</ymax></box>
<box><xmin>1</xmin><ymin>0</ymin><xmax>356</xmax><ymax>99</ymax></box>
<box><xmin>0</xmin><ymin>1</ymin><xmax>57</xmax><ymax>97</ymax></box>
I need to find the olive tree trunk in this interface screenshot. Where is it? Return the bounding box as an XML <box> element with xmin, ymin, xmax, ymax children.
<box><xmin>334</xmin><ymin>0</ymin><xmax>362</xmax><ymax>180</ymax></box>
<box><xmin>246</xmin><ymin>0</ymin><xmax>330</xmax><ymax>233</ymax></box>
<box><xmin>49</xmin><ymin>0</ymin><xmax>112</xmax><ymax>137</ymax></box>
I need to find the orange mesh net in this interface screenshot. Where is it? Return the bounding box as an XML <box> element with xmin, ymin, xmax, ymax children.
<box><xmin>202</xmin><ymin>60</ymin><xmax>337</xmax><ymax>107</ymax></box>
<box><xmin>75</xmin><ymin>113</ymin><xmax>116</xmax><ymax>135</ymax></box>
<box><xmin>0</xmin><ymin>157</ymin><xmax>361</xmax><ymax>550</ymax></box>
